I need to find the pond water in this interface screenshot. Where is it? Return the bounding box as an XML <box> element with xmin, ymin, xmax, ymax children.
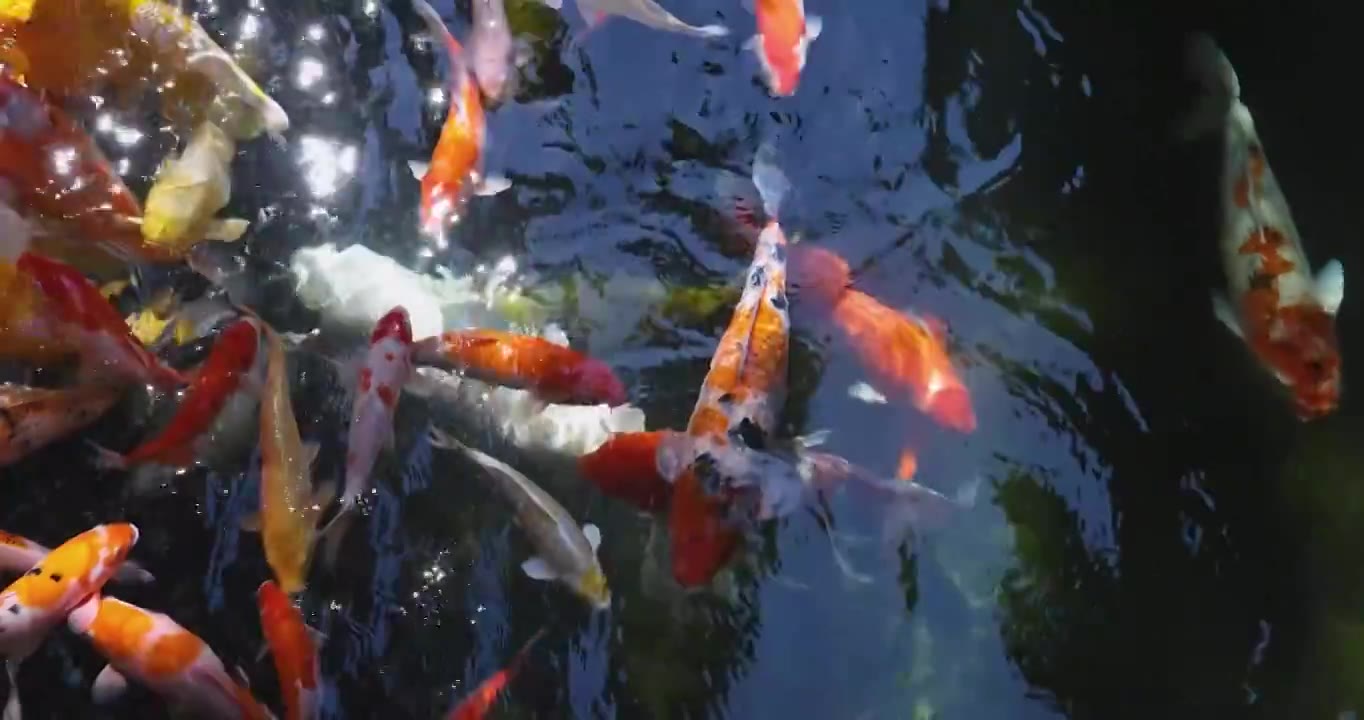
<box><xmin>2</xmin><ymin>0</ymin><xmax>1362</xmax><ymax>718</ymax></box>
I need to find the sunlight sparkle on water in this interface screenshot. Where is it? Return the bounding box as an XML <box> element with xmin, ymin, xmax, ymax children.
<box><xmin>306</xmin><ymin>24</ymin><xmax>326</xmax><ymax>42</ymax></box>
<box><xmin>48</xmin><ymin>147</ymin><xmax>76</xmax><ymax>176</ymax></box>
<box><xmin>295</xmin><ymin>58</ymin><xmax>326</xmax><ymax>90</ymax></box>
<box><xmin>297</xmin><ymin>136</ymin><xmax>358</xmax><ymax>198</ymax></box>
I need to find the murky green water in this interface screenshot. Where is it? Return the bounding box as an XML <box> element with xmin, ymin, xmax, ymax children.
<box><xmin>3</xmin><ymin>0</ymin><xmax>1363</xmax><ymax>717</ymax></box>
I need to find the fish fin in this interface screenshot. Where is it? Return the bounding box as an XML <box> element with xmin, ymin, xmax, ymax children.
<box><xmin>825</xmin><ymin>529</ymin><xmax>873</xmax><ymax>585</ymax></box>
<box><xmin>241</xmin><ymin>512</ymin><xmax>263</xmax><ymax>533</ymax></box>
<box><xmin>805</xmin><ymin>14</ymin><xmax>823</xmax><ymax>40</ymax></box>
<box><xmin>794</xmin><ymin>429</ymin><xmax>831</xmax><ymax>448</ymax></box>
<box><xmin>3</xmin><ymin>659</ymin><xmax>19</xmax><ymax>720</ymax></box>
<box><xmin>847</xmin><ymin>381</ymin><xmax>888</xmax><ymax>405</ymax></box>
<box><xmin>91</xmin><ymin>665</ymin><xmax>128</xmax><ymax>704</ymax></box>
<box><xmin>303</xmin><ymin>442</ymin><xmax>322</xmax><ymax>470</ymax></box>
<box><xmin>691</xmin><ymin>24</ymin><xmax>729</xmax><ymax>39</ymax></box>
<box><xmin>520</xmin><ymin>556</ymin><xmax>558</xmax><ymax>581</ymax></box>
<box><xmin>752</xmin><ymin>144</ymin><xmax>789</xmax><ymax>219</ymax></box>
<box><xmin>408</xmin><ymin>160</ymin><xmax>431</xmax><ymax>181</ymax></box>
<box><xmin>1177</xmin><ymin>33</ymin><xmax>1240</xmax><ymax>141</ymax></box>
<box><xmin>1314</xmin><ymin>259</ymin><xmax>1344</xmax><ymax>315</ymax></box>
<box><xmin>1211</xmin><ymin>293</ymin><xmax>1244</xmax><ymax>338</ymax></box>
<box><xmin>86</xmin><ymin>441</ymin><xmax>129</xmax><ymax>471</ymax></box>
<box><xmin>582</xmin><ymin>523</ymin><xmax>601</xmax><ymax>552</ymax></box>
<box><xmin>474</xmin><ymin>174</ymin><xmax>512</xmax><ymax>196</ymax></box>
<box><xmin>203</xmin><ymin>219</ymin><xmax>250</xmax><ymax>242</ymax></box>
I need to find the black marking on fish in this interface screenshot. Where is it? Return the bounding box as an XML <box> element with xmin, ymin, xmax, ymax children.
<box><xmin>717</xmin><ymin>392</ymin><xmax>736</xmax><ymax>406</ymax></box>
<box><xmin>6</xmin><ymin>606</ymin><xmax>18</xmax><ymax>615</ymax></box>
<box><xmin>749</xmin><ymin>267</ymin><xmax>766</xmax><ymax>288</ymax></box>
<box><xmin>47</xmin><ymin>573</ymin><xmax>61</xmax><ymax>583</ymax></box>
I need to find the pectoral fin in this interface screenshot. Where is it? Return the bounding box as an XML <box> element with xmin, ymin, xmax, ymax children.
<box><xmin>203</xmin><ymin>219</ymin><xmax>250</xmax><ymax>242</ymax></box>
<box><xmin>520</xmin><ymin>556</ymin><xmax>558</xmax><ymax>580</ymax></box>
<box><xmin>1211</xmin><ymin>293</ymin><xmax>1244</xmax><ymax>339</ymax></box>
<box><xmin>475</xmin><ymin>174</ymin><xmax>512</xmax><ymax>196</ymax></box>
<box><xmin>408</xmin><ymin>161</ymin><xmax>431</xmax><ymax>181</ymax></box>
<box><xmin>1315</xmin><ymin>259</ymin><xmax>1344</xmax><ymax>315</ymax></box>
<box><xmin>91</xmin><ymin>665</ymin><xmax>128</xmax><ymax>704</ymax></box>
<box><xmin>805</xmin><ymin>14</ymin><xmax>823</xmax><ymax>40</ymax></box>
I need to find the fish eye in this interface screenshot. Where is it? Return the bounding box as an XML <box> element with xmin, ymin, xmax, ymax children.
<box><xmin>48</xmin><ymin>573</ymin><xmax>62</xmax><ymax>582</ymax></box>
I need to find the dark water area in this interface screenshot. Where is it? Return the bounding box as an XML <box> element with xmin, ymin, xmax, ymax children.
<box><xmin>3</xmin><ymin>0</ymin><xmax>1363</xmax><ymax>718</ymax></box>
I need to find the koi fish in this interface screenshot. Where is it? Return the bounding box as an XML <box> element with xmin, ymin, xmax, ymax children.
<box><xmin>0</xmin><ymin>523</ymin><xmax>139</xmax><ymax>719</ymax></box>
<box><xmin>249</xmin><ymin>326</ymin><xmax>332</xmax><ymax>594</ymax></box>
<box><xmin>569</xmin><ymin>0</ymin><xmax>729</xmax><ymax>40</ymax></box>
<box><xmin>0</xmin><ymin>383</ymin><xmax>123</xmax><ymax>467</ymax></box>
<box><xmin>14</xmin><ymin>252</ymin><xmax>186</xmax><ymax>389</ymax></box>
<box><xmin>745</xmin><ymin>0</ymin><xmax>820</xmax><ymax>96</ymax></box>
<box><xmin>140</xmin><ymin>120</ymin><xmax>250</xmax><ymax>256</ymax></box>
<box><xmin>409</xmin><ymin>0</ymin><xmax>511</xmax><ymax>238</ymax></box>
<box><xmin>0</xmin><ymin>530</ymin><xmax>152</xmax><ymax>584</ymax></box>
<box><xmin>446</xmin><ymin>628</ymin><xmax>545</xmax><ymax>720</ymax></box>
<box><xmin>469</xmin><ymin>0</ymin><xmax>518</xmax><ymax>104</ymax></box>
<box><xmin>257</xmin><ymin>581</ymin><xmax>320</xmax><ymax>720</ymax></box>
<box><xmin>319</xmin><ymin>307</ymin><xmax>414</xmax><ymax>569</ymax></box>
<box><xmin>66</xmin><ymin>595</ymin><xmax>273</xmax><ymax>720</ymax></box>
<box><xmin>429</xmin><ymin>427</ymin><xmax>611</xmax><ymax>610</ymax></box>
<box><xmin>413</xmin><ymin>329</ymin><xmax>628</xmax><ymax>407</ymax></box>
<box><xmin>90</xmin><ymin>318</ymin><xmax>264</xmax><ymax>471</ymax></box>
<box><xmin>576</xmin><ymin>430</ymin><xmax>674</xmax><ymax>512</ymax></box>
<box><xmin>123</xmin><ymin>0</ymin><xmax>289</xmax><ymax>140</ymax></box>
<box><xmin>1183</xmin><ymin>35</ymin><xmax>1344</xmax><ymax>420</ymax></box>
<box><xmin>832</xmin><ymin>293</ymin><xmax>975</xmax><ymax>433</ymax></box>
<box><xmin>0</xmin><ymin>73</ymin><xmax>161</xmax><ymax>262</ymax></box>
<box><xmin>0</xmin><ymin>210</ymin><xmax>82</xmax><ymax>366</ymax></box>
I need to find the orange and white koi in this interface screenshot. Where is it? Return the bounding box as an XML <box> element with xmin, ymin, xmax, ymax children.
<box><xmin>250</xmin><ymin>326</ymin><xmax>332</xmax><ymax>594</ymax></box>
<box><xmin>257</xmin><ymin>581</ymin><xmax>320</xmax><ymax>720</ymax></box>
<box><xmin>1184</xmin><ymin>35</ymin><xmax>1344</xmax><ymax>420</ymax></box>
<box><xmin>446</xmin><ymin>628</ymin><xmax>545</xmax><ymax>720</ymax></box>
<box><xmin>413</xmin><ymin>328</ymin><xmax>628</xmax><ymax>407</ymax></box>
<box><xmin>0</xmin><ymin>523</ymin><xmax>140</xmax><ymax>719</ymax></box>
<box><xmin>67</xmin><ymin>595</ymin><xmax>273</xmax><ymax>720</ymax></box>
<box><xmin>319</xmin><ymin>307</ymin><xmax>414</xmax><ymax>568</ymax></box>
<box><xmin>91</xmin><ymin>317</ymin><xmax>264</xmax><ymax>471</ymax></box>
<box><xmin>14</xmin><ymin>252</ymin><xmax>186</xmax><ymax>389</ymax></box>
<box><xmin>669</xmin><ymin>154</ymin><xmax>792</xmax><ymax>587</ymax></box>
<box><xmin>409</xmin><ymin>0</ymin><xmax>510</xmax><ymax>239</ymax></box>
<box><xmin>0</xmin><ymin>383</ymin><xmax>123</xmax><ymax>467</ymax></box>
<box><xmin>745</xmin><ymin>0</ymin><xmax>821</xmax><ymax>97</ymax></box>
<box><xmin>0</xmin><ymin>530</ymin><xmax>150</xmax><ymax>585</ymax></box>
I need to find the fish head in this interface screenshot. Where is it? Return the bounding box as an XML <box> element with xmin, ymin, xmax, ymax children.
<box><xmin>1268</xmin><ymin>305</ymin><xmax>1342</xmax><ymax>420</ymax></box>
<box><xmin>0</xmin><ymin>523</ymin><xmax>138</xmax><ymax>642</ymax></box>
<box><xmin>575</xmin><ymin>565</ymin><xmax>612</xmax><ymax>611</ymax></box>
<box><xmin>552</xmin><ymin>358</ymin><xmax>628</xmax><ymax>406</ymax></box>
<box><xmin>371</xmin><ymin>306</ymin><xmax>414</xmax><ymax>345</ymax></box>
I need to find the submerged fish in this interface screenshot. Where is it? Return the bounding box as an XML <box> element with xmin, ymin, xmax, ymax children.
<box><xmin>320</xmin><ymin>307</ymin><xmax>415</xmax><ymax>569</ymax></box>
<box><xmin>67</xmin><ymin>595</ymin><xmax>273</xmax><ymax>720</ymax></box>
<box><xmin>0</xmin><ymin>383</ymin><xmax>123</xmax><ymax>466</ymax></box>
<box><xmin>446</xmin><ymin>628</ymin><xmax>545</xmax><ymax>720</ymax></box>
<box><xmin>469</xmin><ymin>0</ymin><xmax>517</xmax><ymax>103</ymax></box>
<box><xmin>250</xmin><ymin>326</ymin><xmax>332</xmax><ymax>594</ymax></box>
<box><xmin>0</xmin><ymin>523</ymin><xmax>140</xmax><ymax>719</ymax></box>
<box><xmin>140</xmin><ymin>120</ymin><xmax>250</xmax><ymax>256</ymax></box>
<box><xmin>1183</xmin><ymin>35</ymin><xmax>1344</xmax><ymax>420</ymax></box>
<box><xmin>15</xmin><ymin>252</ymin><xmax>186</xmax><ymax>389</ymax></box>
<box><xmin>90</xmin><ymin>318</ymin><xmax>265</xmax><ymax>471</ymax></box>
<box><xmin>413</xmin><ymin>328</ymin><xmax>628</xmax><ymax>407</ymax></box>
<box><xmin>0</xmin><ymin>529</ymin><xmax>152</xmax><ymax>584</ymax></box>
<box><xmin>410</xmin><ymin>0</ymin><xmax>511</xmax><ymax>238</ymax></box>
<box><xmin>123</xmin><ymin>0</ymin><xmax>289</xmax><ymax>140</ymax></box>
<box><xmin>429</xmin><ymin>427</ymin><xmax>610</xmax><ymax>610</ymax></box>
<box><xmin>257</xmin><ymin>581</ymin><xmax>321</xmax><ymax>720</ymax></box>
<box><xmin>568</xmin><ymin>0</ymin><xmax>729</xmax><ymax>40</ymax></box>
<box><xmin>745</xmin><ymin>0</ymin><xmax>821</xmax><ymax>96</ymax></box>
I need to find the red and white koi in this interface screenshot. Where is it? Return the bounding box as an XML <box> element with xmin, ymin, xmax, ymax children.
<box><xmin>0</xmin><ymin>383</ymin><xmax>123</xmax><ymax>467</ymax></box>
<box><xmin>14</xmin><ymin>252</ymin><xmax>186</xmax><ymax>389</ymax></box>
<box><xmin>409</xmin><ymin>0</ymin><xmax>510</xmax><ymax>239</ymax></box>
<box><xmin>67</xmin><ymin>594</ymin><xmax>274</xmax><ymax>720</ymax></box>
<box><xmin>1185</xmin><ymin>35</ymin><xmax>1344</xmax><ymax>419</ymax></box>
<box><xmin>319</xmin><ymin>307</ymin><xmax>414</xmax><ymax>568</ymax></box>
<box><xmin>0</xmin><ymin>523</ymin><xmax>140</xmax><ymax>719</ymax></box>
<box><xmin>257</xmin><ymin>581</ymin><xmax>320</xmax><ymax>720</ymax></box>
<box><xmin>0</xmin><ymin>530</ymin><xmax>152</xmax><ymax>584</ymax></box>
<box><xmin>91</xmin><ymin>317</ymin><xmax>265</xmax><ymax>471</ymax></box>
<box><xmin>745</xmin><ymin>0</ymin><xmax>821</xmax><ymax>96</ymax></box>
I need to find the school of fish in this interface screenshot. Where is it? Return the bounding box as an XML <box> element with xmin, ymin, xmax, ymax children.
<box><xmin>0</xmin><ymin>0</ymin><xmax>1345</xmax><ymax>716</ymax></box>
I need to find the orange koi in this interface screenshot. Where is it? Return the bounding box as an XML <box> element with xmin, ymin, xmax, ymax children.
<box><xmin>250</xmin><ymin>326</ymin><xmax>332</xmax><ymax>594</ymax></box>
<box><xmin>1185</xmin><ymin>35</ymin><xmax>1344</xmax><ymax>420</ymax></box>
<box><xmin>409</xmin><ymin>0</ymin><xmax>510</xmax><ymax>239</ymax></box>
<box><xmin>91</xmin><ymin>318</ymin><xmax>264</xmax><ymax>470</ymax></box>
<box><xmin>257</xmin><ymin>581</ymin><xmax>320</xmax><ymax>720</ymax></box>
<box><xmin>0</xmin><ymin>529</ymin><xmax>151</xmax><ymax>584</ymax></box>
<box><xmin>414</xmin><ymin>329</ymin><xmax>628</xmax><ymax>407</ymax></box>
<box><xmin>15</xmin><ymin>251</ymin><xmax>186</xmax><ymax>389</ymax></box>
<box><xmin>745</xmin><ymin>0</ymin><xmax>821</xmax><ymax>97</ymax></box>
<box><xmin>0</xmin><ymin>523</ymin><xmax>140</xmax><ymax>718</ymax></box>
<box><xmin>67</xmin><ymin>595</ymin><xmax>273</xmax><ymax>720</ymax></box>
<box><xmin>446</xmin><ymin>628</ymin><xmax>544</xmax><ymax>720</ymax></box>
<box><xmin>577</xmin><ymin>430</ymin><xmax>674</xmax><ymax>512</ymax></box>
<box><xmin>0</xmin><ymin>383</ymin><xmax>123</xmax><ymax>466</ymax></box>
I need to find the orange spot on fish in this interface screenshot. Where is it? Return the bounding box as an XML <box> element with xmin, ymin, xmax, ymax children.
<box><xmin>376</xmin><ymin>384</ymin><xmax>397</xmax><ymax>408</ymax></box>
<box><xmin>687</xmin><ymin>405</ymin><xmax>731</xmax><ymax>440</ymax></box>
<box><xmin>85</xmin><ymin>597</ymin><xmax>155</xmax><ymax>663</ymax></box>
<box><xmin>1237</xmin><ymin>227</ymin><xmax>1295</xmax><ymax>277</ymax></box>
<box><xmin>896</xmin><ymin>449</ymin><xmax>918</xmax><ymax>481</ymax></box>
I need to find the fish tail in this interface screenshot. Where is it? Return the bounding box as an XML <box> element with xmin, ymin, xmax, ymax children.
<box><xmin>1178</xmin><ymin>33</ymin><xmax>1241</xmax><ymax>141</ymax></box>
<box><xmin>686</xmin><ymin>23</ymin><xmax>730</xmax><ymax>39</ymax></box>
<box><xmin>751</xmin><ymin>143</ymin><xmax>789</xmax><ymax>219</ymax></box>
